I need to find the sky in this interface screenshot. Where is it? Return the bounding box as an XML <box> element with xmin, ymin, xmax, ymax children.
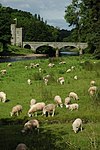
<box><xmin>0</xmin><ymin>0</ymin><xmax>72</xmax><ymax>30</ymax></box>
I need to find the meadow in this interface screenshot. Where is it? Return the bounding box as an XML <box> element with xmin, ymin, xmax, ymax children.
<box><xmin>0</xmin><ymin>56</ymin><xmax>100</xmax><ymax>150</ymax></box>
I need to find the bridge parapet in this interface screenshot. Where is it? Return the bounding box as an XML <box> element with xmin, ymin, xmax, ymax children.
<box><xmin>23</xmin><ymin>42</ymin><xmax>88</xmax><ymax>54</ymax></box>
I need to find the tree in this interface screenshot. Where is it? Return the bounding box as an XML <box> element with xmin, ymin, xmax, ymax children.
<box><xmin>64</xmin><ymin>0</ymin><xmax>100</xmax><ymax>58</ymax></box>
<box><xmin>0</xmin><ymin>5</ymin><xmax>11</xmax><ymax>53</ymax></box>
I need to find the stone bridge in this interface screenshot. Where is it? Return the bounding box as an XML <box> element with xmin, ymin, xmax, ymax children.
<box><xmin>23</xmin><ymin>42</ymin><xmax>88</xmax><ymax>55</ymax></box>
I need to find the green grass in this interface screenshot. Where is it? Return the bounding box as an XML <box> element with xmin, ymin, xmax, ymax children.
<box><xmin>0</xmin><ymin>56</ymin><xmax>100</xmax><ymax>150</ymax></box>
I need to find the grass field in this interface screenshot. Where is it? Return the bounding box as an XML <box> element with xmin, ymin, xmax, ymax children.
<box><xmin>0</xmin><ymin>56</ymin><xmax>100</xmax><ymax>150</ymax></box>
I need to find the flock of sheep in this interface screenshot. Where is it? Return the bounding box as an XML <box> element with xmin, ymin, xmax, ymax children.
<box><xmin>0</xmin><ymin>61</ymin><xmax>98</xmax><ymax>150</ymax></box>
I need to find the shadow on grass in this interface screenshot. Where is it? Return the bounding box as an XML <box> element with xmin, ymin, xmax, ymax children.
<box><xmin>0</xmin><ymin>118</ymin><xmax>70</xmax><ymax>150</ymax></box>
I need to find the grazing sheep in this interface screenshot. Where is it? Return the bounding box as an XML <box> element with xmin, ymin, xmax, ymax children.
<box><xmin>72</xmin><ymin>118</ymin><xmax>82</xmax><ymax>133</ymax></box>
<box><xmin>59</xmin><ymin>61</ymin><xmax>66</xmax><ymax>64</ymax></box>
<box><xmin>66</xmin><ymin>103</ymin><xmax>79</xmax><ymax>111</ymax></box>
<box><xmin>48</xmin><ymin>63</ymin><xmax>55</xmax><ymax>67</ymax></box>
<box><xmin>54</xmin><ymin>95</ymin><xmax>63</xmax><ymax>107</ymax></box>
<box><xmin>74</xmin><ymin>75</ymin><xmax>78</xmax><ymax>80</ymax></box>
<box><xmin>90</xmin><ymin>80</ymin><xmax>96</xmax><ymax>86</ymax></box>
<box><xmin>28</xmin><ymin>102</ymin><xmax>45</xmax><ymax>117</ymax></box>
<box><xmin>69</xmin><ymin>92</ymin><xmax>79</xmax><ymax>100</ymax></box>
<box><xmin>1</xmin><ymin>69</ymin><xmax>7</xmax><ymax>75</ymax></box>
<box><xmin>30</xmin><ymin>99</ymin><xmax>36</xmax><ymax>107</ymax></box>
<box><xmin>0</xmin><ymin>91</ymin><xmax>7</xmax><ymax>103</ymax></box>
<box><xmin>21</xmin><ymin>119</ymin><xmax>39</xmax><ymax>133</ymax></box>
<box><xmin>16</xmin><ymin>143</ymin><xmax>28</xmax><ymax>150</ymax></box>
<box><xmin>44</xmin><ymin>78</ymin><xmax>48</xmax><ymax>85</ymax></box>
<box><xmin>88</xmin><ymin>86</ymin><xmax>97</xmax><ymax>96</ymax></box>
<box><xmin>27</xmin><ymin>79</ymin><xmax>32</xmax><ymax>85</ymax></box>
<box><xmin>71</xmin><ymin>66</ymin><xmax>75</xmax><ymax>70</ymax></box>
<box><xmin>7</xmin><ymin>63</ymin><xmax>12</xmax><ymax>67</ymax></box>
<box><xmin>43</xmin><ymin>104</ymin><xmax>56</xmax><ymax>117</ymax></box>
<box><xmin>66</xmin><ymin>69</ymin><xmax>71</xmax><ymax>73</ymax></box>
<box><xmin>64</xmin><ymin>97</ymin><xmax>71</xmax><ymax>106</ymax></box>
<box><xmin>57</xmin><ymin>77</ymin><xmax>65</xmax><ymax>85</ymax></box>
<box><xmin>10</xmin><ymin>105</ymin><xmax>22</xmax><ymax>116</ymax></box>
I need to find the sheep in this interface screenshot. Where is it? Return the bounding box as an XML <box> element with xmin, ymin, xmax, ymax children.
<box><xmin>10</xmin><ymin>105</ymin><xmax>22</xmax><ymax>116</ymax></box>
<box><xmin>69</xmin><ymin>92</ymin><xmax>79</xmax><ymax>100</ymax></box>
<box><xmin>44</xmin><ymin>78</ymin><xmax>48</xmax><ymax>85</ymax></box>
<box><xmin>54</xmin><ymin>95</ymin><xmax>63</xmax><ymax>107</ymax></box>
<box><xmin>66</xmin><ymin>103</ymin><xmax>79</xmax><ymax>111</ymax></box>
<box><xmin>88</xmin><ymin>86</ymin><xmax>97</xmax><ymax>96</ymax></box>
<box><xmin>59</xmin><ymin>61</ymin><xmax>66</xmax><ymax>64</ymax></box>
<box><xmin>16</xmin><ymin>143</ymin><xmax>28</xmax><ymax>150</ymax></box>
<box><xmin>48</xmin><ymin>63</ymin><xmax>55</xmax><ymax>67</ymax></box>
<box><xmin>43</xmin><ymin>104</ymin><xmax>56</xmax><ymax>117</ymax></box>
<box><xmin>90</xmin><ymin>80</ymin><xmax>96</xmax><ymax>86</ymax></box>
<box><xmin>43</xmin><ymin>74</ymin><xmax>51</xmax><ymax>85</ymax></box>
<box><xmin>0</xmin><ymin>91</ymin><xmax>7</xmax><ymax>103</ymax></box>
<box><xmin>74</xmin><ymin>75</ymin><xmax>78</xmax><ymax>80</ymax></box>
<box><xmin>57</xmin><ymin>77</ymin><xmax>65</xmax><ymax>85</ymax></box>
<box><xmin>72</xmin><ymin>118</ymin><xmax>82</xmax><ymax>133</ymax></box>
<box><xmin>64</xmin><ymin>97</ymin><xmax>71</xmax><ymax>106</ymax></box>
<box><xmin>21</xmin><ymin>119</ymin><xmax>39</xmax><ymax>133</ymax></box>
<box><xmin>30</xmin><ymin>99</ymin><xmax>36</xmax><ymax>107</ymax></box>
<box><xmin>7</xmin><ymin>63</ymin><xmax>12</xmax><ymax>67</ymax></box>
<box><xmin>1</xmin><ymin>69</ymin><xmax>7</xmax><ymax>75</ymax></box>
<box><xmin>27</xmin><ymin>79</ymin><xmax>32</xmax><ymax>85</ymax></box>
<box><xmin>28</xmin><ymin>102</ymin><xmax>45</xmax><ymax>117</ymax></box>
<box><xmin>66</xmin><ymin>68</ymin><xmax>71</xmax><ymax>73</ymax></box>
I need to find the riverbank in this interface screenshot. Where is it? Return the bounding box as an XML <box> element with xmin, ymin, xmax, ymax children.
<box><xmin>0</xmin><ymin>54</ymin><xmax>48</xmax><ymax>63</ymax></box>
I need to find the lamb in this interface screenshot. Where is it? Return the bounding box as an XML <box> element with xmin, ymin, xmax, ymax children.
<box><xmin>0</xmin><ymin>91</ymin><xmax>7</xmax><ymax>103</ymax></box>
<box><xmin>28</xmin><ymin>102</ymin><xmax>45</xmax><ymax>117</ymax></box>
<box><xmin>72</xmin><ymin>118</ymin><xmax>82</xmax><ymax>133</ymax></box>
<box><xmin>66</xmin><ymin>103</ymin><xmax>79</xmax><ymax>111</ymax></box>
<box><xmin>54</xmin><ymin>95</ymin><xmax>63</xmax><ymax>107</ymax></box>
<box><xmin>74</xmin><ymin>75</ymin><xmax>78</xmax><ymax>80</ymax></box>
<box><xmin>48</xmin><ymin>63</ymin><xmax>55</xmax><ymax>67</ymax></box>
<box><xmin>44</xmin><ymin>78</ymin><xmax>48</xmax><ymax>85</ymax></box>
<box><xmin>7</xmin><ymin>63</ymin><xmax>12</xmax><ymax>67</ymax></box>
<box><xmin>64</xmin><ymin>97</ymin><xmax>71</xmax><ymax>106</ymax></box>
<box><xmin>43</xmin><ymin>104</ymin><xmax>56</xmax><ymax>117</ymax></box>
<box><xmin>10</xmin><ymin>105</ymin><xmax>22</xmax><ymax>116</ymax></box>
<box><xmin>30</xmin><ymin>99</ymin><xmax>36</xmax><ymax>107</ymax></box>
<box><xmin>21</xmin><ymin>119</ymin><xmax>39</xmax><ymax>133</ymax></box>
<box><xmin>16</xmin><ymin>143</ymin><xmax>28</xmax><ymax>150</ymax></box>
<box><xmin>88</xmin><ymin>86</ymin><xmax>97</xmax><ymax>96</ymax></box>
<box><xmin>90</xmin><ymin>80</ymin><xmax>96</xmax><ymax>86</ymax></box>
<box><xmin>69</xmin><ymin>92</ymin><xmax>79</xmax><ymax>100</ymax></box>
<box><xmin>66</xmin><ymin>68</ymin><xmax>71</xmax><ymax>73</ymax></box>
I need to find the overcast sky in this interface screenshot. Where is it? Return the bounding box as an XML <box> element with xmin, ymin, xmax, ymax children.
<box><xmin>0</xmin><ymin>0</ymin><xmax>72</xmax><ymax>30</ymax></box>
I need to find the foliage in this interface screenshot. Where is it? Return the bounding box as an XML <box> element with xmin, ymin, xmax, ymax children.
<box><xmin>64</xmin><ymin>0</ymin><xmax>100</xmax><ymax>58</ymax></box>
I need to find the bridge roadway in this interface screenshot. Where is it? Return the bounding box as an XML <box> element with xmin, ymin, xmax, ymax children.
<box><xmin>23</xmin><ymin>41</ymin><xmax>88</xmax><ymax>55</ymax></box>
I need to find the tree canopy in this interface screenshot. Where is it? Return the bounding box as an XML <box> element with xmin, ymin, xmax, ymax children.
<box><xmin>64</xmin><ymin>0</ymin><xmax>100</xmax><ymax>58</ymax></box>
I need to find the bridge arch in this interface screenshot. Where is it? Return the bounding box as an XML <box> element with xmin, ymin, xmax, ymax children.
<box><xmin>36</xmin><ymin>45</ymin><xmax>56</xmax><ymax>57</ymax></box>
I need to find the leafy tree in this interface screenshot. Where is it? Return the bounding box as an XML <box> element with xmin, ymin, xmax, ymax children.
<box><xmin>0</xmin><ymin>5</ymin><xmax>11</xmax><ymax>52</ymax></box>
<box><xmin>64</xmin><ymin>0</ymin><xmax>100</xmax><ymax>58</ymax></box>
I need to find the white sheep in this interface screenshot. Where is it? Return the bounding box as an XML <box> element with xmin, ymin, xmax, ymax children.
<box><xmin>66</xmin><ymin>103</ymin><xmax>79</xmax><ymax>111</ymax></box>
<box><xmin>48</xmin><ymin>63</ymin><xmax>55</xmax><ymax>67</ymax></box>
<box><xmin>54</xmin><ymin>95</ymin><xmax>63</xmax><ymax>107</ymax></box>
<box><xmin>57</xmin><ymin>77</ymin><xmax>65</xmax><ymax>85</ymax></box>
<box><xmin>72</xmin><ymin>118</ymin><xmax>82</xmax><ymax>133</ymax></box>
<box><xmin>0</xmin><ymin>91</ymin><xmax>7</xmax><ymax>103</ymax></box>
<box><xmin>90</xmin><ymin>80</ymin><xmax>96</xmax><ymax>86</ymax></box>
<box><xmin>74</xmin><ymin>75</ymin><xmax>78</xmax><ymax>80</ymax></box>
<box><xmin>16</xmin><ymin>143</ymin><xmax>28</xmax><ymax>150</ymax></box>
<box><xmin>69</xmin><ymin>92</ymin><xmax>79</xmax><ymax>100</ymax></box>
<box><xmin>59</xmin><ymin>61</ymin><xmax>66</xmax><ymax>64</ymax></box>
<box><xmin>30</xmin><ymin>99</ymin><xmax>36</xmax><ymax>107</ymax></box>
<box><xmin>21</xmin><ymin>119</ymin><xmax>39</xmax><ymax>133</ymax></box>
<box><xmin>64</xmin><ymin>97</ymin><xmax>71</xmax><ymax>106</ymax></box>
<box><xmin>10</xmin><ymin>105</ymin><xmax>22</xmax><ymax>116</ymax></box>
<box><xmin>7</xmin><ymin>63</ymin><xmax>12</xmax><ymax>67</ymax></box>
<box><xmin>27</xmin><ymin>79</ymin><xmax>32</xmax><ymax>85</ymax></box>
<box><xmin>43</xmin><ymin>104</ymin><xmax>56</xmax><ymax>117</ymax></box>
<box><xmin>66</xmin><ymin>68</ymin><xmax>71</xmax><ymax>73</ymax></box>
<box><xmin>28</xmin><ymin>102</ymin><xmax>45</xmax><ymax>117</ymax></box>
<box><xmin>44</xmin><ymin>78</ymin><xmax>48</xmax><ymax>85</ymax></box>
<box><xmin>88</xmin><ymin>86</ymin><xmax>97</xmax><ymax>96</ymax></box>
<box><xmin>1</xmin><ymin>69</ymin><xmax>7</xmax><ymax>75</ymax></box>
